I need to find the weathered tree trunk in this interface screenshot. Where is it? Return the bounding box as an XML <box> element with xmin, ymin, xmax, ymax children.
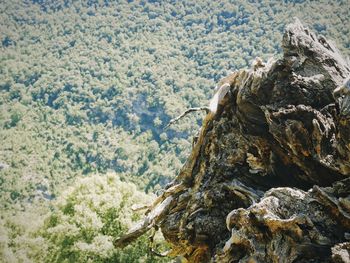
<box><xmin>116</xmin><ymin>18</ymin><xmax>350</xmax><ymax>263</ymax></box>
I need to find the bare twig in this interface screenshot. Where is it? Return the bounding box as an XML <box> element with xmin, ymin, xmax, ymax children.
<box><xmin>131</xmin><ymin>204</ymin><xmax>150</xmax><ymax>212</ymax></box>
<box><xmin>114</xmin><ymin>196</ymin><xmax>174</xmax><ymax>248</ymax></box>
<box><xmin>165</xmin><ymin>107</ymin><xmax>210</xmax><ymax>129</ymax></box>
<box><xmin>114</xmin><ymin>183</ymin><xmax>186</xmax><ymax>249</ymax></box>
<box><xmin>148</xmin><ymin>226</ymin><xmax>170</xmax><ymax>257</ymax></box>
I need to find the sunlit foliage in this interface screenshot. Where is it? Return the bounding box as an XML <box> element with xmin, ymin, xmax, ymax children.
<box><xmin>0</xmin><ymin>0</ymin><xmax>349</xmax><ymax>261</ymax></box>
<box><xmin>0</xmin><ymin>174</ymin><xmax>168</xmax><ymax>263</ymax></box>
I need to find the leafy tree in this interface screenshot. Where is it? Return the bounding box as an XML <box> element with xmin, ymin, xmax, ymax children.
<box><xmin>36</xmin><ymin>173</ymin><xmax>168</xmax><ymax>263</ymax></box>
<box><xmin>0</xmin><ymin>174</ymin><xmax>168</xmax><ymax>263</ymax></box>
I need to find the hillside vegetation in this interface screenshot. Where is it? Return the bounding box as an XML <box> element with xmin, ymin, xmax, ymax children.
<box><xmin>0</xmin><ymin>0</ymin><xmax>349</xmax><ymax>261</ymax></box>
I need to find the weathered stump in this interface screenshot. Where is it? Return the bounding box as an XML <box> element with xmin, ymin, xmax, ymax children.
<box><xmin>116</xmin><ymin>18</ymin><xmax>350</xmax><ymax>263</ymax></box>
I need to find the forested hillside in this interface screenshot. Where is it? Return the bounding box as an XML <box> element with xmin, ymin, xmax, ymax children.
<box><xmin>0</xmin><ymin>0</ymin><xmax>349</xmax><ymax>261</ymax></box>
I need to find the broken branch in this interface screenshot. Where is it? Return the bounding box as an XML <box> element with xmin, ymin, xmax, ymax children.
<box><xmin>165</xmin><ymin>107</ymin><xmax>210</xmax><ymax>129</ymax></box>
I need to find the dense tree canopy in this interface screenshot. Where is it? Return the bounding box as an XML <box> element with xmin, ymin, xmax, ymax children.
<box><xmin>0</xmin><ymin>0</ymin><xmax>349</xmax><ymax>261</ymax></box>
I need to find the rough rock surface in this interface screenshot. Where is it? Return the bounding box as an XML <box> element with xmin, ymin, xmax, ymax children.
<box><xmin>116</xmin><ymin>19</ymin><xmax>350</xmax><ymax>262</ymax></box>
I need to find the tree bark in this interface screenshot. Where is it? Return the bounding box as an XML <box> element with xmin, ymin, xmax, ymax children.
<box><xmin>116</xmin><ymin>18</ymin><xmax>350</xmax><ymax>263</ymax></box>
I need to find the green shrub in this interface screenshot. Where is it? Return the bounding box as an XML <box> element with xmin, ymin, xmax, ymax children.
<box><xmin>35</xmin><ymin>174</ymin><xmax>169</xmax><ymax>263</ymax></box>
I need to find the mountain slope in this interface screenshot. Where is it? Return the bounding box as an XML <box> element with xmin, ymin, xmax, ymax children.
<box><xmin>1</xmin><ymin>1</ymin><xmax>349</xmax><ymax>210</ymax></box>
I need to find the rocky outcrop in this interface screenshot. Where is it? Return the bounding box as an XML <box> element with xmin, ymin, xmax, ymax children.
<box><xmin>115</xmin><ymin>19</ymin><xmax>350</xmax><ymax>262</ymax></box>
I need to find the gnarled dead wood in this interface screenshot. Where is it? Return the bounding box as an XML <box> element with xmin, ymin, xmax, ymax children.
<box><xmin>116</xmin><ymin>18</ymin><xmax>350</xmax><ymax>262</ymax></box>
<box><xmin>165</xmin><ymin>107</ymin><xmax>210</xmax><ymax>129</ymax></box>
